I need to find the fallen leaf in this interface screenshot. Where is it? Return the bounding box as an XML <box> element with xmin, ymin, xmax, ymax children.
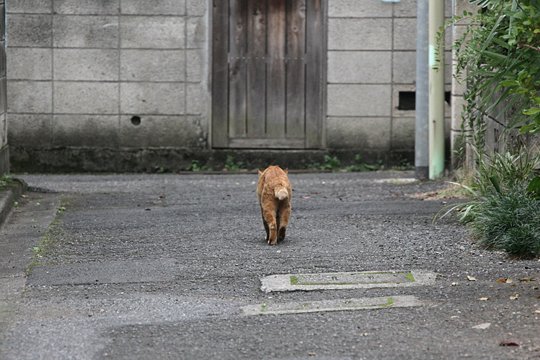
<box><xmin>308</xmin><ymin>352</ymin><xmax>316</xmax><ymax>357</ymax></box>
<box><xmin>472</xmin><ymin>323</ymin><xmax>491</xmax><ymax>330</ymax></box>
<box><xmin>534</xmin><ymin>309</ymin><xmax>540</xmax><ymax>314</ymax></box>
<box><xmin>478</xmin><ymin>297</ymin><xmax>489</xmax><ymax>301</ymax></box>
<box><xmin>467</xmin><ymin>275</ymin><xmax>477</xmax><ymax>281</ymax></box>
<box><xmin>519</xmin><ymin>277</ymin><xmax>535</xmax><ymax>282</ymax></box>
<box><xmin>496</xmin><ymin>277</ymin><xmax>513</xmax><ymax>284</ymax></box>
<box><xmin>499</xmin><ymin>339</ymin><xmax>520</xmax><ymax>347</ymax></box>
<box><xmin>451</xmin><ymin>282</ymin><xmax>458</xmax><ymax>286</ymax></box>
<box><xmin>510</xmin><ymin>293</ymin><xmax>519</xmax><ymax>300</ymax></box>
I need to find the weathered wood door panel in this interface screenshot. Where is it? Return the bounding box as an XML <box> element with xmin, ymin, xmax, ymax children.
<box><xmin>212</xmin><ymin>0</ymin><xmax>323</xmax><ymax>149</ymax></box>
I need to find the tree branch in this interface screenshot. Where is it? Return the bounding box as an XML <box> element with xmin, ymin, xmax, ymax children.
<box><xmin>518</xmin><ymin>43</ymin><xmax>540</xmax><ymax>52</ymax></box>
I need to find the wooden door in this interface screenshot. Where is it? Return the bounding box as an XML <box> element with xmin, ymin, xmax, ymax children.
<box><xmin>212</xmin><ymin>0</ymin><xmax>324</xmax><ymax>149</ymax></box>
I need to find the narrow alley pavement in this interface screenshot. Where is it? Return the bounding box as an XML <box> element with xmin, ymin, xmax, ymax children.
<box><xmin>0</xmin><ymin>172</ymin><xmax>538</xmax><ymax>359</ymax></box>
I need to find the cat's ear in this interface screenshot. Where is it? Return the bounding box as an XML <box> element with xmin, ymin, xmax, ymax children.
<box><xmin>258</xmin><ymin>169</ymin><xmax>263</xmax><ymax>177</ymax></box>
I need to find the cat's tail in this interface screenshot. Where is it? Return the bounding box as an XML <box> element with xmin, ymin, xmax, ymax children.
<box><xmin>275</xmin><ymin>187</ymin><xmax>289</xmax><ymax>201</ymax></box>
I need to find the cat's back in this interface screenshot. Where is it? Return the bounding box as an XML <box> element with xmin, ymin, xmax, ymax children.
<box><xmin>257</xmin><ymin>166</ymin><xmax>289</xmax><ymax>196</ymax></box>
<box><xmin>264</xmin><ymin>165</ymin><xmax>286</xmax><ymax>178</ymax></box>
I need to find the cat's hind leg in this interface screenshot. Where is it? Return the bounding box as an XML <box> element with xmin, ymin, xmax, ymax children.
<box><xmin>262</xmin><ymin>207</ymin><xmax>278</xmax><ymax>245</ymax></box>
<box><xmin>262</xmin><ymin>215</ymin><xmax>269</xmax><ymax>242</ymax></box>
<box><xmin>277</xmin><ymin>202</ymin><xmax>291</xmax><ymax>242</ymax></box>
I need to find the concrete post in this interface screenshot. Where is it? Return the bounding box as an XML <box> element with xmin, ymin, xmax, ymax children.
<box><xmin>428</xmin><ymin>0</ymin><xmax>445</xmax><ymax>179</ymax></box>
<box><xmin>415</xmin><ymin>0</ymin><xmax>429</xmax><ymax>180</ymax></box>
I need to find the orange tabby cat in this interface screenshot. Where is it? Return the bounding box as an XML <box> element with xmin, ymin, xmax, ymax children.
<box><xmin>257</xmin><ymin>165</ymin><xmax>292</xmax><ymax>245</ymax></box>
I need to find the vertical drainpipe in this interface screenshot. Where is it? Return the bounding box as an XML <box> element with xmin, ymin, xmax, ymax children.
<box><xmin>415</xmin><ymin>0</ymin><xmax>429</xmax><ymax>180</ymax></box>
<box><xmin>428</xmin><ymin>0</ymin><xmax>445</xmax><ymax>179</ymax></box>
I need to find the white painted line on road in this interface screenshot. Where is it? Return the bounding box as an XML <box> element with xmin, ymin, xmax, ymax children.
<box><xmin>243</xmin><ymin>295</ymin><xmax>423</xmax><ymax>316</ymax></box>
<box><xmin>260</xmin><ymin>270</ymin><xmax>437</xmax><ymax>293</ymax></box>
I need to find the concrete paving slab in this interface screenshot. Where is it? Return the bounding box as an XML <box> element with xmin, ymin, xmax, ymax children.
<box><xmin>243</xmin><ymin>295</ymin><xmax>423</xmax><ymax>316</ymax></box>
<box><xmin>260</xmin><ymin>270</ymin><xmax>437</xmax><ymax>293</ymax></box>
<box><xmin>374</xmin><ymin>177</ymin><xmax>418</xmax><ymax>184</ymax></box>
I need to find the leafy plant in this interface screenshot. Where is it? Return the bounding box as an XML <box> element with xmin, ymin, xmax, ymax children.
<box><xmin>188</xmin><ymin>160</ymin><xmax>211</xmax><ymax>172</ymax></box>
<box><xmin>0</xmin><ymin>175</ymin><xmax>13</xmax><ymax>189</ymax></box>
<box><xmin>346</xmin><ymin>154</ymin><xmax>380</xmax><ymax>172</ymax></box>
<box><xmin>442</xmin><ymin>150</ymin><xmax>540</xmax><ymax>258</ymax></box>
<box><xmin>473</xmin><ymin>150</ymin><xmax>540</xmax><ymax>196</ymax></box>
<box><xmin>469</xmin><ymin>188</ymin><xmax>540</xmax><ymax>258</ymax></box>
<box><xmin>319</xmin><ymin>155</ymin><xmax>341</xmax><ymax>171</ymax></box>
<box><xmin>527</xmin><ymin>175</ymin><xmax>540</xmax><ymax>198</ymax></box>
<box><xmin>224</xmin><ymin>155</ymin><xmax>243</xmax><ymax>171</ymax></box>
<box><xmin>452</xmin><ymin>0</ymin><xmax>540</xmax><ymax>135</ymax></box>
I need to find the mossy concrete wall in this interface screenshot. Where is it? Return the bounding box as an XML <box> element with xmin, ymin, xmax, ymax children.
<box><xmin>7</xmin><ymin>0</ymin><xmax>208</xmax><ymax>172</ymax></box>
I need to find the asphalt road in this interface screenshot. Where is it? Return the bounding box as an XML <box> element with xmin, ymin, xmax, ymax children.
<box><xmin>0</xmin><ymin>172</ymin><xmax>538</xmax><ymax>359</ymax></box>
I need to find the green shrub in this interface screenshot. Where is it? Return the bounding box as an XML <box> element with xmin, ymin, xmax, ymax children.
<box><xmin>445</xmin><ymin>151</ymin><xmax>540</xmax><ymax>258</ymax></box>
<box><xmin>473</xmin><ymin>151</ymin><xmax>540</xmax><ymax>196</ymax></box>
<box><xmin>469</xmin><ymin>189</ymin><xmax>540</xmax><ymax>258</ymax></box>
<box><xmin>453</xmin><ymin>0</ymin><xmax>540</xmax><ymax>135</ymax></box>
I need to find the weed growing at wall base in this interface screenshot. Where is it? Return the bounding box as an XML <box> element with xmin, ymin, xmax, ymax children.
<box><xmin>447</xmin><ymin>151</ymin><xmax>540</xmax><ymax>258</ymax></box>
<box><xmin>224</xmin><ymin>155</ymin><xmax>244</xmax><ymax>171</ymax></box>
<box><xmin>470</xmin><ymin>189</ymin><xmax>540</xmax><ymax>258</ymax></box>
<box><xmin>0</xmin><ymin>175</ymin><xmax>13</xmax><ymax>189</ymax></box>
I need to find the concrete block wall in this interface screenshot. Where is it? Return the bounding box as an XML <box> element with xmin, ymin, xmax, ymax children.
<box><xmin>7</xmin><ymin>0</ymin><xmax>209</xmax><ymax>171</ymax></box>
<box><xmin>0</xmin><ymin>0</ymin><xmax>7</xmax><ymax>174</ymax></box>
<box><xmin>4</xmin><ymin>0</ymin><xmax>460</xmax><ymax>171</ymax></box>
<box><xmin>326</xmin><ymin>0</ymin><xmax>453</xmax><ymax>159</ymax></box>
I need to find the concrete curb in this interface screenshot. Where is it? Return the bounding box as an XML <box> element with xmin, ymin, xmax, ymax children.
<box><xmin>260</xmin><ymin>270</ymin><xmax>438</xmax><ymax>293</ymax></box>
<box><xmin>242</xmin><ymin>295</ymin><xmax>425</xmax><ymax>316</ymax></box>
<box><xmin>0</xmin><ymin>178</ymin><xmax>27</xmax><ymax>228</ymax></box>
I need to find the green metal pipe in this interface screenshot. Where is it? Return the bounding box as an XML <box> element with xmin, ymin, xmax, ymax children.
<box><xmin>428</xmin><ymin>0</ymin><xmax>445</xmax><ymax>179</ymax></box>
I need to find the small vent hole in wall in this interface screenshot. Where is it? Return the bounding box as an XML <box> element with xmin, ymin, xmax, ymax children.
<box><xmin>398</xmin><ymin>92</ymin><xmax>416</xmax><ymax>110</ymax></box>
<box><xmin>445</xmin><ymin>91</ymin><xmax>451</xmax><ymax>106</ymax></box>
<box><xmin>131</xmin><ymin>116</ymin><xmax>141</xmax><ymax>126</ymax></box>
<box><xmin>398</xmin><ymin>91</ymin><xmax>452</xmax><ymax>110</ymax></box>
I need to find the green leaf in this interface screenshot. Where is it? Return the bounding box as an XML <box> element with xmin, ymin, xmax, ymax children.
<box><xmin>500</xmin><ymin>80</ymin><xmax>519</xmax><ymax>87</ymax></box>
<box><xmin>527</xmin><ymin>177</ymin><xmax>540</xmax><ymax>199</ymax></box>
<box><xmin>492</xmin><ymin>37</ymin><xmax>512</xmax><ymax>49</ymax></box>
<box><xmin>489</xmin><ymin>176</ymin><xmax>502</xmax><ymax>193</ymax></box>
<box><xmin>523</xmin><ymin>107</ymin><xmax>540</xmax><ymax>116</ymax></box>
<box><xmin>482</xmin><ymin>50</ymin><xmax>508</xmax><ymax>62</ymax></box>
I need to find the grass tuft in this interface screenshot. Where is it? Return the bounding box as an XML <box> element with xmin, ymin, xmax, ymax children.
<box><xmin>447</xmin><ymin>151</ymin><xmax>540</xmax><ymax>258</ymax></box>
<box><xmin>469</xmin><ymin>189</ymin><xmax>540</xmax><ymax>258</ymax></box>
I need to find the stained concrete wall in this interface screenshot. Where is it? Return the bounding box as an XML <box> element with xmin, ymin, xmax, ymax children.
<box><xmin>0</xmin><ymin>0</ymin><xmax>7</xmax><ymax>174</ymax></box>
<box><xmin>326</xmin><ymin>0</ymin><xmax>453</xmax><ymax>161</ymax></box>
<box><xmin>6</xmin><ymin>0</ymin><xmax>455</xmax><ymax>171</ymax></box>
<box><xmin>7</xmin><ymin>0</ymin><xmax>208</xmax><ymax>171</ymax></box>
